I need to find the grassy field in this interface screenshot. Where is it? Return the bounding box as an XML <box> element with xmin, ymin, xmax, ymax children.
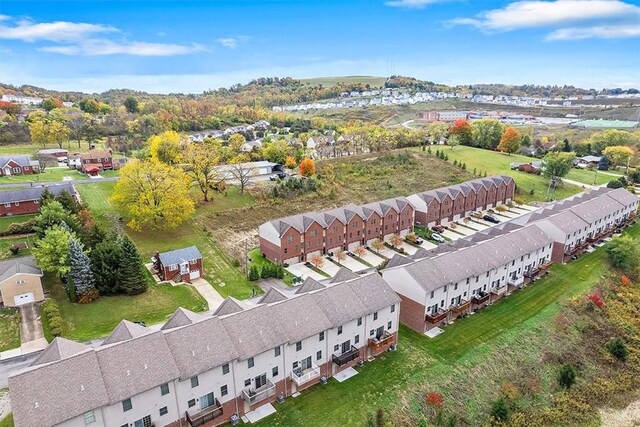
<box><xmin>0</xmin><ymin>168</ymin><xmax>85</xmax><ymax>183</ymax></box>
<box><xmin>300</xmin><ymin>76</ymin><xmax>386</xmax><ymax>88</ymax></box>
<box><xmin>0</xmin><ymin>414</ymin><xmax>13</xmax><ymax>427</ymax></box>
<box><xmin>423</xmin><ymin>146</ymin><xmax>584</xmax><ymax>202</ymax></box>
<box><xmin>566</xmin><ymin>168</ymin><xmax>614</xmax><ymax>186</ymax></box>
<box><xmin>256</xmin><ymin>225</ymin><xmax>638</xmax><ymax>426</ymax></box>
<box><xmin>76</xmin><ymin>182</ymin><xmax>262</xmax><ymax>299</ymax></box>
<box><xmin>0</xmin><ymin>235</ymin><xmax>35</xmax><ymax>260</ymax></box>
<box><xmin>42</xmin><ymin>273</ymin><xmax>207</xmax><ymax>341</ymax></box>
<box><xmin>0</xmin><ymin>308</ymin><xmax>20</xmax><ymax>352</ymax></box>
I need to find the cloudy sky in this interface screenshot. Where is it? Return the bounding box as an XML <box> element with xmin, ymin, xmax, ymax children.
<box><xmin>1</xmin><ymin>0</ymin><xmax>639</xmax><ymax>93</ymax></box>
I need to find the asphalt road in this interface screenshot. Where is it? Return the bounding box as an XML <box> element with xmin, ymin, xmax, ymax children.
<box><xmin>0</xmin><ymin>353</ymin><xmax>40</xmax><ymax>388</ymax></box>
<box><xmin>0</xmin><ymin>177</ymin><xmax>120</xmax><ymax>190</ymax></box>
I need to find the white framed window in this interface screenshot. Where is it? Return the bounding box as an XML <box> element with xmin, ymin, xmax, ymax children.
<box><xmin>169</xmin><ymin>264</ymin><xmax>178</xmax><ymax>271</ymax></box>
<box><xmin>189</xmin><ymin>259</ymin><xmax>198</xmax><ymax>265</ymax></box>
<box><xmin>13</xmin><ymin>168</ymin><xmax>20</xmax><ymax>174</ymax></box>
<box><xmin>3</xmin><ymin>203</ymin><xmax>9</xmax><ymax>208</ymax></box>
<box><xmin>16</xmin><ymin>280</ymin><xmax>25</xmax><ymax>285</ymax></box>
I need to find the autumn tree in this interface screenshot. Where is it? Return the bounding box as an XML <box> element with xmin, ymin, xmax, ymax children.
<box><xmin>123</xmin><ymin>97</ymin><xmax>140</xmax><ymax>113</ymax></box>
<box><xmin>425</xmin><ymin>121</ymin><xmax>450</xmax><ymax>145</ymax></box>
<box><xmin>261</xmin><ymin>139</ymin><xmax>292</xmax><ymax>164</ymax></box>
<box><xmin>390</xmin><ymin>234</ymin><xmax>403</xmax><ymax>248</ymax></box>
<box><xmin>310</xmin><ymin>254</ymin><xmax>325</xmax><ymax>269</ymax></box>
<box><xmin>471</xmin><ymin>119</ymin><xmax>504</xmax><ymax>149</ymax></box>
<box><xmin>41</xmin><ymin>97</ymin><xmax>64</xmax><ymax>111</ymax></box>
<box><xmin>228</xmin><ymin>154</ymin><xmax>254</xmax><ymax>195</ymax></box>
<box><xmin>110</xmin><ymin>159</ymin><xmax>195</xmax><ymax>231</ymax></box>
<box><xmin>0</xmin><ymin>101</ymin><xmax>20</xmax><ymax>115</ymax></box>
<box><xmin>228</xmin><ymin>133</ymin><xmax>246</xmax><ymax>153</ymax></box>
<box><xmin>28</xmin><ymin>110</ymin><xmax>70</xmax><ymax>149</ymax></box>
<box><xmin>589</xmin><ymin>129</ymin><xmax>638</xmax><ymax>154</ymax></box>
<box><xmin>354</xmin><ymin>245</ymin><xmax>367</xmax><ymax>257</ymax></box>
<box><xmin>285</xmin><ymin>155</ymin><xmax>297</xmax><ymax>170</ymax></box>
<box><xmin>602</xmin><ymin>145</ymin><xmax>634</xmax><ymax>168</ymax></box>
<box><xmin>299</xmin><ymin>158</ymin><xmax>315</xmax><ymax>177</ymax></box>
<box><xmin>449</xmin><ymin>119</ymin><xmax>472</xmax><ymax>146</ymax></box>
<box><xmin>335</xmin><ymin>250</ymin><xmax>347</xmax><ymax>262</ymax></box>
<box><xmin>542</xmin><ymin>152</ymin><xmax>575</xmax><ymax>187</ymax></box>
<box><xmin>497</xmin><ymin>127</ymin><xmax>521</xmax><ymax>155</ymax></box>
<box><xmin>148</xmin><ymin>130</ymin><xmax>183</xmax><ymax>165</ymax></box>
<box><xmin>371</xmin><ymin>239</ymin><xmax>385</xmax><ymax>253</ymax></box>
<box><xmin>183</xmin><ymin>142</ymin><xmax>221</xmax><ymax>201</ymax></box>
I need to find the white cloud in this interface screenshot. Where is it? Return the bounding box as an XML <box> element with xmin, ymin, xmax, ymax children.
<box><xmin>449</xmin><ymin>0</ymin><xmax>640</xmax><ymax>31</ymax></box>
<box><xmin>0</xmin><ymin>19</ymin><xmax>116</xmax><ymax>42</ymax></box>
<box><xmin>546</xmin><ymin>24</ymin><xmax>640</xmax><ymax>40</ymax></box>
<box><xmin>385</xmin><ymin>0</ymin><xmax>449</xmax><ymax>8</ymax></box>
<box><xmin>40</xmin><ymin>39</ymin><xmax>206</xmax><ymax>56</ymax></box>
<box><xmin>216</xmin><ymin>38</ymin><xmax>238</xmax><ymax>48</ymax></box>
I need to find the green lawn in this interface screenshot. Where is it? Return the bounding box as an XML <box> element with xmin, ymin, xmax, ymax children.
<box><xmin>0</xmin><ymin>215</ymin><xmax>36</xmax><ymax>233</ymax></box>
<box><xmin>76</xmin><ymin>182</ymin><xmax>262</xmax><ymax>299</ymax></box>
<box><xmin>424</xmin><ymin>146</ymin><xmax>582</xmax><ymax>202</ymax></box>
<box><xmin>0</xmin><ymin>144</ymin><xmax>36</xmax><ymax>156</ymax></box>
<box><xmin>0</xmin><ymin>235</ymin><xmax>35</xmax><ymax>260</ymax></box>
<box><xmin>256</xmin><ymin>225</ymin><xmax>639</xmax><ymax>427</ymax></box>
<box><xmin>0</xmin><ymin>168</ymin><xmax>85</xmax><ymax>183</ymax></box>
<box><xmin>249</xmin><ymin>249</ymin><xmax>295</xmax><ymax>285</ymax></box>
<box><xmin>0</xmin><ymin>413</ymin><xmax>13</xmax><ymax>427</ymax></box>
<box><xmin>566</xmin><ymin>168</ymin><xmax>612</xmax><ymax>186</ymax></box>
<box><xmin>0</xmin><ymin>308</ymin><xmax>20</xmax><ymax>352</ymax></box>
<box><xmin>43</xmin><ymin>273</ymin><xmax>207</xmax><ymax>341</ymax></box>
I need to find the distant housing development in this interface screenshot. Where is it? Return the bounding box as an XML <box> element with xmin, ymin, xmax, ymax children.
<box><xmin>259</xmin><ymin>176</ymin><xmax>515</xmax><ymax>265</ymax></box>
<box><xmin>9</xmin><ymin>272</ymin><xmax>400</xmax><ymax>427</ymax></box>
<box><xmin>383</xmin><ymin>186</ymin><xmax>638</xmax><ymax>333</ymax></box>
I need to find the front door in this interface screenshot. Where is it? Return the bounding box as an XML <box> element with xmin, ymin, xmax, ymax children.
<box><xmin>3</xmin><ymin>167</ymin><xmax>10</xmax><ymax>176</ymax></box>
<box><xmin>341</xmin><ymin>340</ymin><xmax>351</xmax><ymax>354</ymax></box>
<box><xmin>180</xmin><ymin>262</ymin><xmax>189</xmax><ymax>274</ymax></box>
<box><xmin>255</xmin><ymin>373</ymin><xmax>267</xmax><ymax>389</ymax></box>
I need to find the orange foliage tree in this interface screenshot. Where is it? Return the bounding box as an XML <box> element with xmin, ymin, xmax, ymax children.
<box><xmin>497</xmin><ymin>126</ymin><xmax>521</xmax><ymax>155</ymax></box>
<box><xmin>299</xmin><ymin>158</ymin><xmax>315</xmax><ymax>177</ymax></box>
<box><xmin>450</xmin><ymin>119</ymin><xmax>472</xmax><ymax>146</ymax></box>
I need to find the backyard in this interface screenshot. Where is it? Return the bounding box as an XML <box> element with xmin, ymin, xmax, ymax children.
<box><xmin>0</xmin><ymin>308</ymin><xmax>20</xmax><ymax>352</ymax></box>
<box><xmin>255</xmin><ymin>225</ymin><xmax>639</xmax><ymax>426</ymax></box>
<box><xmin>41</xmin><ymin>273</ymin><xmax>207</xmax><ymax>342</ymax></box>
<box><xmin>0</xmin><ymin>168</ymin><xmax>85</xmax><ymax>184</ymax></box>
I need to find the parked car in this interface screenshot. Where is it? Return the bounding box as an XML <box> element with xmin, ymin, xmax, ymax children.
<box><xmin>483</xmin><ymin>215</ymin><xmax>500</xmax><ymax>224</ymax></box>
<box><xmin>431</xmin><ymin>225</ymin><xmax>445</xmax><ymax>233</ymax></box>
<box><xmin>269</xmin><ymin>172</ymin><xmax>287</xmax><ymax>181</ymax></box>
<box><xmin>431</xmin><ymin>233</ymin><xmax>445</xmax><ymax>243</ymax></box>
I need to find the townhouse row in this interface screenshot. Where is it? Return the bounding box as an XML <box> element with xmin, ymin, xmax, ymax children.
<box><xmin>10</xmin><ymin>271</ymin><xmax>400</xmax><ymax>427</ymax></box>
<box><xmin>259</xmin><ymin>175</ymin><xmax>516</xmax><ymax>265</ymax></box>
<box><xmin>382</xmin><ymin>186</ymin><xmax>638</xmax><ymax>333</ymax></box>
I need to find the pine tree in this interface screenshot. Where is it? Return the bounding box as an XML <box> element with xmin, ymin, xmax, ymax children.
<box><xmin>118</xmin><ymin>236</ymin><xmax>148</xmax><ymax>295</ymax></box>
<box><xmin>39</xmin><ymin>187</ymin><xmax>56</xmax><ymax>206</ymax></box>
<box><xmin>68</xmin><ymin>238</ymin><xmax>97</xmax><ymax>302</ymax></box>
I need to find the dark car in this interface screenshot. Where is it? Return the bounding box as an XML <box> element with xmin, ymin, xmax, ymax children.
<box><xmin>269</xmin><ymin>172</ymin><xmax>287</xmax><ymax>181</ymax></box>
<box><xmin>483</xmin><ymin>215</ymin><xmax>500</xmax><ymax>224</ymax></box>
<box><xmin>431</xmin><ymin>225</ymin><xmax>445</xmax><ymax>233</ymax></box>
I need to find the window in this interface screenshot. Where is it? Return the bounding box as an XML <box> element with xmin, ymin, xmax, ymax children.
<box><xmin>319</xmin><ymin>331</ymin><xmax>325</xmax><ymax>341</ymax></box>
<box><xmin>244</xmin><ymin>378</ymin><xmax>251</xmax><ymax>387</ymax></box>
<box><xmin>222</xmin><ymin>363</ymin><xmax>230</xmax><ymax>374</ymax></box>
<box><xmin>317</xmin><ymin>350</ymin><xmax>322</xmax><ymax>360</ymax></box>
<box><xmin>160</xmin><ymin>383</ymin><xmax>169</xmax><ymax>396</ymax></box>
<box><xmin>373</xmin><ymin>312</ymin><xmax>378</xmax><ymax>321</ymax></box>
<box><xmin>287</xmin><ymin>235</ymin><xmax>294</xmax><ymax>243</ymax></box>
<box><xmin>369</xmin><ymin>329</ymin><xmax>374</xmax><ymax>336</ymax></box>
<box><xmin>248</xmin><ymin>357</ymin><xmax>254</xmax><ymax>368</ymax></box>
<box><xmin>296</xmin><ymin>341</ymin><xmax>302</xmax><ymax>351</ymax></box>
<box><xmin>3</xmin><ymin>203</ymin><xmax>9</xmax><ymax>208</ymax></box>
<box><xmin>159</xmin><ymin>406</ymin><xmax>168</xmax><ymax>416</ymax></box>
<box><xmin>387</xmin><ymin>321</ymin><xmax>392</xmax><ymax>330</ymax></box>
<box><xmin>14</xmin><ymin>202</ymin><xmax>19</xmax><ymax>206</ymax></box>
<box><xmin>83</xmin><ymin>411</ymin><xmax>96</xmax><ymax>425</ymax></box>
<box><xmin>122</xmin><ymin>398</ymin><xmax>132</xmax><ymax>412</ymax></box>
<box><xmin>221</xmin><ymin>385</ymin><xmax>228</xmax><ymax>396</ymax></box>
<box><xmin>274</xmin><ymin>346</ymin><xmax>281</xmax><ymax>357</ymax></box>
<box><xmin>188</xmin><ymin>399</ymin><xmax>196</xmax><ymax>408</ymax></box>
<box><xmin>391</xmin><ymin>304</ymin><xmax>395</xmax><ymax>313</ymax></box>
<box><xmin>16</xmin><ymin>280</ymin><xmax>25</xmax><ymax>285</ymax></box>
<box><xmin>354</xmin><ymin>334</ymin><xmax>360</xmax><ymax>344</ymax></box>
<box><xmin>272</xmin><ymin>366</ymin><xmax>279</xmax><ymax>377</ymax></box>
<box><xmin>430</xmin><ymin>291</ymin><xmax>434</xmax><ymax>298</ymax></box>
<box><xmin>443</xmin><ymin>285</ymin><xmax>447</xmax><ymax>292</ymax></box>
<box><xmin>311</xmin><ymin>229</ymin><xmax>317</xmax><ymax>237</ymax></box>
<box><xmin>191</xmin><ymin>376</ymin><xmax>199</xmax><ymax>388</ymax></box>
<box><xmin>338</xmin><ymin>325</ymin><xmax>343</xmax><ymax>335</ymax></box>
<box><xmin>334</xmin><ymin>344</ymin><xmax>339</xmax><ymax>351</ymax></box>
<box><xmin>357</xmin><ymin>317</ymin><xmax>362</xmax><ymax>326</ymax></box>
<box><xmin>189</xmin><ymin>259</ymin><xmax>197</xmax><ymax>265</ymax></box>
<box><xmin>169</xmin><ymin>264</ymin><xmax>178</xmax><ymax>271</ymax></box>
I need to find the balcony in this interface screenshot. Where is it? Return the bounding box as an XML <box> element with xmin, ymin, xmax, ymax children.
<box><xmin>291</xmin><ymin>363</ymin><xmax>321</xmax><ymax>386</ymax></box>
<box><xmin>332</xmin><ymin>345</ymin><xmax>359</xmax><ymax>366</ymax></box>
<box><xmin>471</xmin><ymin>292</ymin><xmax>490</xmax><ymax>305</ymax></box>
<box><xmin>508</xmin><ymin>276</ymin><xmax>524</xmax><ymax>287</ymax></box>
<box><xmin>491</xmin><ymin>285</ymin><xmax>508</xmax><ymax>297</ymax></box>
<box><xmin>242</xmin><ymin>379</ymin><xmax>276</xmax><ymax>405</ymax></box>
<box><xmin>450</xmin><ymin>299</ymin><xmax>471</xmax><ymax>316</ymax></box>
<box><xmin>425</xmin><ymin>310</ymin><xmax>448</xmax><ymax>324</ymax></box>
<box><xmin>185</xmin><ymin>399</ymin><xmax>223</xmax><ymax>427</ymax></box>
<box><xmin>368</xmin><ymin>331</ymin><xmax>395</xmax><ymax>353</ymax></box>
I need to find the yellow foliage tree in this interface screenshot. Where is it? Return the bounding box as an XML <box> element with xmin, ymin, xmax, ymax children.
<box><xmin>183</xmin><ymin>142</ymin><xmax>221</xmax><ymax>202</ymax></box>
<box><xmin>148</xmin><ymin>131</ymin><xmax>183</xmax><ymax>165</ymax></box>
<box><xmin>28</xmin><ymin>110</ymin><xmax>70</xmax><ymax>149</ymax></box>
<box><xmin>110</xmin><ymin>159</ymin><xmax>195</xmax><ymax>231</ymax></box>
<box><xmin>603</xmin><ymin>145</ymin><xmax>634</xmax><ymax>168</ymax></box>
<box><xmin>285</xmin><ymin>156</ymin><xmax>297</xmax><ymax>170</ymax></box>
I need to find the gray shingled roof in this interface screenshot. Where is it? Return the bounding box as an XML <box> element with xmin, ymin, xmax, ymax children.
<box><xmin>161</xmin><ymin>307</ymin><xmax>206</xmax><ymax>330</ymax></box>
<box><xmin>295</xmin><ymin>277</ymin><xmax>326</xmax><ymax>294</ymax></box>
<box><xmin>269</xmin><ymin>293</ymin><xmax>333</xmax><ymax>343</ymax></box>
<box><xmin>101</xmin><ymin>320</ymin><xmax>150</xmax><ymax>346</ymax></box>
<box><xmin>31</xmin><ymin>337</ymin><xmax>90</xmax><ymax>366</ymax></box>
<box><xmin>158</xmin><ymin>246</ymin><xmax>202</xmax><ymax>266</ymax></box>
<box><xmin>0</xmin><ymin>183</ymin><xmax>76</xmax><ymax>205</ymax></box>
<box><xmin>0</xmin><ymin>155</ymin><xmax>33</xmax><ymax>168</ymax></box>
<box><xmin>329</xmin><ymin>267</ymin><xmax>359</xmax><ymax>284</ymax></box>
<box><xmin>213</xmin><ymin>297</ymin><xmax>246</xmax><ymax>316</ymax></box>
<box><xmin>0</xmin><ymin>256</ymin><xmax>42</xmax><ymax>282</ymax></box>
<box><xmin>259</xmin><ymin>287</ymin><xmax>288</xmax><ymax>304</ymax></box>
<box><xmin>312</xmin><ymin>282</ymin><xmax>370</xmax><ymax>327</ymax></box>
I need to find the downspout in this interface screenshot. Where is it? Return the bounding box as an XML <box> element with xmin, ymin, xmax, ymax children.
<box><xmin>172</xmin><ymin>379</ymin><xmax>183</xmax><ymax>427</ymax></box>
<box><xmin>231</xmin><ymin>359</ymin><xmax>240</xmax><ymax>418</ymax></box>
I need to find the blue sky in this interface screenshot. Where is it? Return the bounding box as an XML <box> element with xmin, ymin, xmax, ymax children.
<box><xmin>1</xmin><ymin>0</ymin><xmax>639</xmax><ymax>93</ymax></box>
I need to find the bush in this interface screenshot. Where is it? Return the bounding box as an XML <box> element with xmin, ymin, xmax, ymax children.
<box><xmin>606</xmin><ymin>179</ymin><xmax>624</xmax><ymax>189</ymax></box>
<box><xmin>606</xmin><ymin>337</ymin><xmax>627</xmax><ymax>362</ymax></box>
<box><xmin>9</xmin><ymin>245</ymin><xmax>20</xmax><ymax>255</ymax></box>
<box><xmin>0</xmin><ymin>219</ymin><xmax>36</xmax><ymax>237</ymax></box>
<box><xmin>491</xmin><ymin>397</ymin><xmax>509</xmax><ymax>422</ymax></box>
<box><xmin>42</xmin><ymin>300</ymin><xmax>63</xmax><ymax>336</ymax></box>
<box><xmin>269</xmin><ymin>177</ymin><xmax>319</xmax><ymax>199</ymax></box>
<box><xmin>558</xmin><ymin>363</ymin><xmax>576</xmax><ymax>389</ymax></box>
<box><xmin>248</xmin><ymin>265</ymin><xmax>260</xmax><ymax>281</ymax></box>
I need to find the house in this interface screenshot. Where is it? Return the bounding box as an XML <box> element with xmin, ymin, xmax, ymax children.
<box><xmin>37</xmin><ymin>149</ymin><xmax>69</xmax><ymax>162</ymax></box>
<box><xmin>9</xmin><ymin>272</ymin><xmax>400</xmax><ymax>427</ymax></box>
<box><xmin>382</xmin><ymin>224</ymin><xmax>553</xmax><ymax>332</ymax></box>
<box><xmin>0</xmin><ymin>184</ymin><xmax>77</xmax><ymax>216</ymax></box>
<box><xmin>76</xmin><ymin>149</ymin><xmax>113</xmax><ymax>173</ymax></box>
<box><xmin>239</xmin><ymin>139</ymin><xmax>262</xmax><ymax>153</ymax></box>
<box><xmin>1</xmin><ymin>94</ymin><xmax>43</xmax><ymax>106</ymax></box>
<box><xmin>0</xmin><ymin>155</ymin><xmax>40</xmax><ymax>176</ymax></box>
<box><xmin>259</xmin><ymin>196</ymin><xmax>414</xmax><ymax>265</ymax></box>
<box><xmin>152</xmin><ymin>246</ymin><xmax>203</xmax><ymax>283</ymax></box>
<box><xmin>575</xmin><ymin>155</ymin><xmax>602</xmax><ymax>169</ymax></box>
<box><xmin>0</xmin><ymin>256</ymin><xmax>44</xmax><ymax>307</ymax></box>
<box><xmin>517</xmin><ymin>162</ymin><xmax>542</xmax><ymax>174</ymax></box>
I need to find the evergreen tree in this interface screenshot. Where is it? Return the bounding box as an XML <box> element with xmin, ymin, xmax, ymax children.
<box><xmin>118</xmin><ymin>236</ymin><xmax>148</xmax><ymax>295</ymax></box>
<box><xmin>598</xmin><ymin>155</ymin><xmax>610</xmax><ymax>170</ymax></box>
<box><xmin>39</xmin><ymin>187</ymin><xmax>56</xmax><ymax>206</ymax></box>
<box><xmin>56</xmin><ymin>190</ymin><xmax>83</xmax><ymax>214</ymax></box>
<box><xmin>90</xmin><ymin>236</ymin><xmax>123</xmax><ymax>295</ymax></box>
<box><xmin>562</xmin><ymin>138</ymin><xmax>572</xmax><ymax>152</ymax></box>
<box><xmin>68</xmin><ymin>238</ymin><xmax>97</xmax><ymax>302</ymax></box>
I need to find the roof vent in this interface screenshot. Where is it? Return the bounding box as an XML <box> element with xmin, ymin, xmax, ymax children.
<box><xmin>126</xmin><ymin>370</ymin><xmax>131</xmax><ymax>376</ymax></box>
<box><xmin>144</xmin><ymin>364</ymin><xmax>148</xmax><ymax>370</ymax></box>
<box><xmin>206</xmin><ymin>345</ymin><xmax>210</xmax><ymax>351</ymax></box>
<box><xmin>80</xmin><ymin>385</ymin><xmax>85</xmax><ymax>391</ymax></box>
<box><xmin>34</xmin><ymin>402</ymin><xmax>39</xmax><ymax>408</ymax></box>
<box><xmin>192</xmin><ymin>350</ymin><xmax>196</xmax><ymax>356</ymax></box>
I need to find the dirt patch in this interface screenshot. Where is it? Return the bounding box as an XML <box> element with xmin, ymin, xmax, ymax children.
<box><xmin>600</xmin><ymin>399</ymin><xmax>640</xmax><ymax>427</ymax></box>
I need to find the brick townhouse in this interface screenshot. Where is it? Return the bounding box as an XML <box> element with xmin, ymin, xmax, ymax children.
<box><xmin>10</xmin><ymin>272</ymin><xmax>400</xmax><ymax>427</ymax></box>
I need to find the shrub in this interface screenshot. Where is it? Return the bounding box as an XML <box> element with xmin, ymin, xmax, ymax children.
<box><xmin>587</xmin><ymin>290</ymin><xmax>605</xmax><ymax>308</ymax></box>
<box><xmin>0</xmin><ymin>219</ymin><xmax>36</xmax><ymax>237</ymax></box>
<box><xmin>232</xmin><ymin>259</ymin><xmax>241</xmax><ymax>268</ymax></box>
<box><xmin>424</xmin><ymin>391</ymin><xmax>444</xmax><ymax>408</ymax></box>
<box><xmin>606</xmin><ymin>338</ymin><xmax>627</xmax><ymax>362</ymax></box>
<box><xmin>620</xmin><ymin>275</ymin><xmax>632</xmax><ymax>286</ymax></box>
<box><xmin>248</xmin><ymin>265</ymin><xmax>260</xmax><ymax>281</ymax></box>
<box><xmin>491</xmin><ymin>397</ymin><xmax>509</xmax><ymax>422</ymax></box>
<box><xmin>9</xmin><ymin>245</ymin><xmax>20</xmax><ymax>255</ymax></box>
<box><xmin>558</xmin><ymin>363</ymin><xmax>576</xmax><ymax>389</ymax></box>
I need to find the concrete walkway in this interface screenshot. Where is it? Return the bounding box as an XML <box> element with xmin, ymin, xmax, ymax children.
<box><xmin>190</xmin><ymin>278</ymin><xmax>224</xmax><ymax>311</ymax></box>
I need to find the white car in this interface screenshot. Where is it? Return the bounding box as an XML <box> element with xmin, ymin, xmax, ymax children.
<box><xmin>431</xmin><ymin>233</ymin><xmax>445</xmax><ymax>243</ymax></box>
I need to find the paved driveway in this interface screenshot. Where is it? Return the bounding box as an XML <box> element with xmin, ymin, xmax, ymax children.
<box><xmin>440</xmin><ymin>229</ymin><xmax>462</xmax><ymax>241</ymax></box>
<box><xmin>419</xmin><ymin>240</ymin><xmax>438</xmax><ymax>250</ymax></box>
<box><xmin>336</xmin><ymin>255</ymin><xmax>371</xmax><ymax>272</ymax></box>
<box><xmin>320</xmin><ymin>258</ymin><xmax>341</xmax><ymax>277</ymax></box>
<box><xmin>19</xmin><ymin>304</ymin><xmax>44</xmax><ymax>343</ymax></box>
<box><xmin>190</xmin><ymin>278</ymin><xmax>224</xmax><ymax>311</ymax></box>
<box><xmin>449</xmin><ymin>225</ymin><xmax>475</xmax><ymax>236</ymax></box>
<box><xmin>285</xmin><ymin>263</ymin><xmax>326</xmax><ymax>281</ymax></box>
<box><xmin>361</xmin><ymin>249</ymin><xmax>387</xmax><ymax>267</ymax></box>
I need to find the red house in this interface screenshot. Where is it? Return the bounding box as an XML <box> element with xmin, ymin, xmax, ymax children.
<box><xmin>79</xmin><ymin>149</ymin><xmax>113</xmax><ymax>173</ymax></box>
<box><xmin>0</xmin><ymin>184</ymin><xmax>77</xmax><ymax>216</ymax></box>
<box><xmin>0</xmin><ymin>155</ymin><xmax>39</xmax><ymax>176</ymax></box>
<box><xmin>152</xmin><ymin>246</ymin><xmax>203</xmax><ymax>283</ymax></box>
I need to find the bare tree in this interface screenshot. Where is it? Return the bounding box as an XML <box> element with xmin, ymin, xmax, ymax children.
<box><xmin>229</xmin><ymin>161</ymin><xmax>254</xmax><ymax>195</ymax></box>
